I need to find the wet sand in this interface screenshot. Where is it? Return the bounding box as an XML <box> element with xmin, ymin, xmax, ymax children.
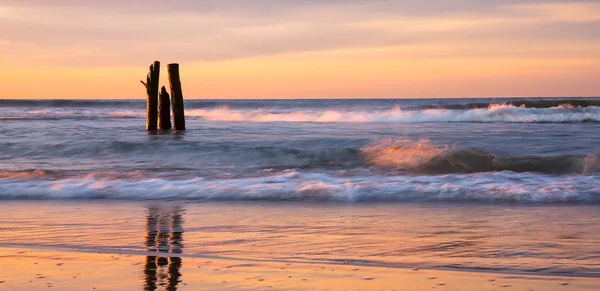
<box><xmin>1</xmin><ymin>247</ymin><xmax>598</xmax><ymax>291</ymax></box>
<box><xmin>1</xmin><ymin>201</ymin><xmax>599</xmax><ymax>290</ymax></box>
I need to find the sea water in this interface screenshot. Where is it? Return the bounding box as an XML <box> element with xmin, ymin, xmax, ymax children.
<box><xmin>0</xmin><ymin>98</ymin><xmax>599</xmax><ymax>277</ymax></box>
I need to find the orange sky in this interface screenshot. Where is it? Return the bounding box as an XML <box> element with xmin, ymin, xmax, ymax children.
<box><xmin>0</xmin><ymin>0</ymin><xmax>599</xmax><ymax>99</ymax></box>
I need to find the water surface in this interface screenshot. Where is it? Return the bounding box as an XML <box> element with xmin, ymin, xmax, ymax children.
<box><xmin>1</xmin><ymin>202</ymin><xmax>599</xmax><ymax>278</ymax></box>
<box><xmin>1</xmin><ymin>98</ymin><xmax>599</xmax><ymax>280</ymax></box>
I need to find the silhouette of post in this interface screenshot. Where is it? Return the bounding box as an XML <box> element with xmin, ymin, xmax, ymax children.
<box><xmin>142</xmin><ymin>61</ymin><xmax>160</xmax><ymax>130</ymax></box>
<box><xmin>158</xmin><ymin>86</ymin><xmax>172</xmax><ymax>130</ymax></box>
<box><xmin>168</xmin><ymin>63</ymin><xmax>186</xmax><ymax>130</ymax></box>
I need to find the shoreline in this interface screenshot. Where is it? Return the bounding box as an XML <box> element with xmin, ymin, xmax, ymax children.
<box><xmin>2</xmin><ymin>244</ymin><xmax>599</xmax><ymax>280</ymax></box>
<box><xmin>1</xmin><ymin>246</ymin><xmax>598</xmax><ymax>291</ymax></box>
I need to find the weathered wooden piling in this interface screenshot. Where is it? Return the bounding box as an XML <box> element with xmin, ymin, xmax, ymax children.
<box><xmin>158</xmin><ymin>86</ymin><xmax>172</xmax><ymax>130</ymax></box>
<box><xmin>141</xmin><ymin>61</ymin><xmax>160</xmax><ymax>130</ymax></box>
<box><xmin>168</xmin><ymin>63</ymin><xmax>186</xmax><ymax>130</ymax></box>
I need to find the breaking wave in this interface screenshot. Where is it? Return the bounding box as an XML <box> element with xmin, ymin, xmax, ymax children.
<box><xmin>187</xmin><ymin>104</ymin><xmax>600</xmax><ymax>123</ymax></box>
<box><xmin>2</xmin><ymin>102</ymin><xmax>600</xmax><ymax>123</ymax></box>
<box><xmin>2</xmin><ymin>98</ymin><xmax>599</xmax><ymax>109</ymax></box>
<box><xmin>418</xmin><ymin>99</ymin><xmax>600</xmax><ymax>110</ymax></box>
<box><xmin>2</xmin><ymin>139</ymin><xmax>597</xmax><ymax>175</ymax></box>
<box><xmin>361</xmin><ymin>140</ymin><xmax>599</xmax><ymax>174</ymax></box>
<box><xmin>0</xmin><ymin>171</ymin><xmax>599</xmax><ymax>203</ymax></box>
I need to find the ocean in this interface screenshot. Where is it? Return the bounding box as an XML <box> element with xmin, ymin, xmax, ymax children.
<box><xmin>1</xmin><ymin>98</ymin><xmax>599</xmax><ymax>282</ymax></box>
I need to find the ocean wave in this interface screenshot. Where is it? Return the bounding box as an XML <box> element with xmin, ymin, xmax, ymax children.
<box><xmin>419</xmin><ymin>99</ymin><xmax>600</xmax><ymax>110</ymax></box>
<box><xmin>0</xmin><ymin>108</ymin><xmax>144</xmax><ymax>120</ymax></box>
<box><xmin>0</xmin><ymin>171</ymin><xmax>599</xmax><ymax>203</ymax></box>
<box><xmin>2</xmin><ymin>103</ymin><xmax>600</xmax><ymax>123</ymax></box>
<box><xmin>186</xmin><ymin>104</ymin><xmax>600</xmax><ymax>123</ymax></box>
<box><xmin>361</xmin><ymin>140</ymin><xmax>599</xmax><ymax>174</ymax></box>
<box><xmin>2</xmin><ymin>98</ymin><xmax>599</xmax><ymax>109</ymax></box>
<box><xmin>3</xmin><ymin>139</ymin><xmax>597</xmax><ymax>175</ymax></box>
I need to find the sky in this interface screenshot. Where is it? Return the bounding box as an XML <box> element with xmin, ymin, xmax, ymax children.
<box><xmin>0</xmin><ymin>0</ymin><xmax>599</xmax><ymax>99</ymax></box>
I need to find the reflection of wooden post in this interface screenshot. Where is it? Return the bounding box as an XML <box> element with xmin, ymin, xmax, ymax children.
<box><xmin>143</xmin><ymin>256</ymin><xmax>158</xmax><ymax>291</ymax></box>
<box><xmin>158</xmin><ymin>86</ymin><xmax>172</xmax><ymax>130</ymax></box>
<box><xmin>141</xmin><ymin>61</ymin><xmax>160</xmax><ymax>130</ymax></box>
<box><xmin>143</xmin><ymin>207</ymin><xmax>184</xmax><ymax>291</ymax></box>
<box><xmin>168</xmin><ymin>63</ymin><xmax>186</xmax><ymax>130</ymax></box>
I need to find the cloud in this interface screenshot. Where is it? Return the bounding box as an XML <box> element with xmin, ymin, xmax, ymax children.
<box><xmin>508</xmin><ymin>2</ymin><xmax>600</xmax><ymax>23</ymax></box>
<box><xmin>0</xmin><ymin>0</ymin><xmax>599</xmax><ymax>67</ymax></box>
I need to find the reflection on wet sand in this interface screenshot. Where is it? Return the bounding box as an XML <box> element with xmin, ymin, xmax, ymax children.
<box><xmin>144</xmin><ymin>207</ymin><xmax>184</xmax><ymax>291</ymax></box>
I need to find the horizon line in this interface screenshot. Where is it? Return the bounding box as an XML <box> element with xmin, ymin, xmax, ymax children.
<box><xmin>1</xmin><ymin>96</ymin><xmax>600</xmax><ymax>101</ymax></box>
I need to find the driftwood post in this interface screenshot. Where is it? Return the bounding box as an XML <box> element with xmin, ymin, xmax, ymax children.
<box><xmin>168</xmin><ymin>63</ymin><xmax>186</xmax><ymax>130</ymax></box>
<box><xmin>141</xmin><ymin>61</ymin><xmax>160</xmax><ymax>130</ymax></box>
<box><xmin>158</xmin><ymin>86</ymin><xmax>172</xmax><ymax>130</ymax></box>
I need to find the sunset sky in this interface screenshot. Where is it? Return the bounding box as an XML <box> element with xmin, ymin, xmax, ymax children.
<box><xmin>1</xmin><ymin>0</ymin><xmax>599</xmax><ymax>99</ymax></box>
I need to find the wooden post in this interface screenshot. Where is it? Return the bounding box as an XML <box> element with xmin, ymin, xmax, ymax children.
<box><xmin>141</xmin><ymin>61</ymin><xmax>160</xmax><ymax>130</ymax></box>
<box><xmin>168</xmin><ymin>63</ymin><xmax>186</xmax><ymax>130</ymax></box>
<box><xmin>158</xmin><ymin>86</ymin><xmax>172</xmax><ymax>130</ymax></box>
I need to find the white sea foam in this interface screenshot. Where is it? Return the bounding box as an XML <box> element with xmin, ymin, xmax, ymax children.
<box><xmin>186</xmin><ymin>104</ymin><xmax>600</xmax><ymax>123</ymax></box>
<box><xmin>1</xmin><ymin>104</ymin><xmax>599</xmax><ymax>123</ymax></box>
<box><xmin>1</xmin><ymin>171</ymin><xmax>598</xmax><ymax>203</ymax></box>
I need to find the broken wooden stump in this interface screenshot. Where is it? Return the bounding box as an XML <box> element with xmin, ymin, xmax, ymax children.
<box><xmin>168</xmin><ymin>63</ymin><xmax>186</xmax><ymax>130</ymax></box>
<box><xmin>158</xmin><ymin>86</ymin><xmax>172</xmax><ymax>130</ymax></box>
<box><xmin>141</xmin><ymin>61</ymin><xmax>160</xmax><ymax>130</ymax></box>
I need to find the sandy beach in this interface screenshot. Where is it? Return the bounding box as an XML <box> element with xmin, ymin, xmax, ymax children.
<box><xmin>0</xmin><ymin>201</ymin><xmax>599</xmax><ymax>290</ymax></box>
<box><xmin>2</xmin><ymin>246</ymin><xmax>598</xmax><ymax>291</ymax></box>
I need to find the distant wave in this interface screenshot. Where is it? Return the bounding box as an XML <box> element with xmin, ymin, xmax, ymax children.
<box><xmin>0</xmin><ymin>108</ymin><xmax>145</xmax><ymax>120</ymax></box>
<box><xmin>0</xmin><ymin>171</ymin><xmax>599</xmax><ymax>203</ymax></box>
<box><xmin>2</xmin><ymin>102</ymin><xmax>600</xmax><ymax>123</ymax></box>
<box><xmin>2</xmin><ymin>98</ymin><xmax>599</xmax><ymax>109</ymax></box>
<box><xmin>186</xmin><ymin>104</ymin><xmax>600</xmax><ymax>123</ymax></box>
<box><xmin>418</xmin><ymin>99</ymin><xmax>600</xmax><ymax>110</ymax></box>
